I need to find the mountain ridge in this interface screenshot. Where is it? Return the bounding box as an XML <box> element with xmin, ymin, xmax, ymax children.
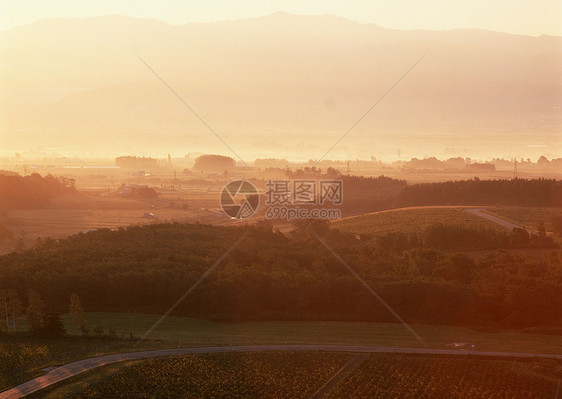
<box><xmin>1</xmin><ymin>13</ymin><xmax>560</xmax><ymax>160</ymax></box>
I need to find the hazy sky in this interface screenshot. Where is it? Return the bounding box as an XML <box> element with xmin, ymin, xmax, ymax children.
<box><xmin>1</xmin><ymin>0</ymin><xmax>561</xmax><ymax>36</ymax></box>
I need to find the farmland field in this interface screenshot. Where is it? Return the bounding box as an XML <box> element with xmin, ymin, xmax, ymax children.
<box><xmin>485</xmin><ymin>207</ymin><xmax>561</xmax><ymax>232</ymax></box>
<box><xmin>331</xmin><ymin>353</ymin><xmax>560</xmax><ymax>398</ymax></box>
<box><xmin>60</xmin><ymin>352</ymin><xmax>352</xmax><ymax>399</ymax></box>
<box><xmin>35</xmin><ymin>352</ymin><xmax>561</xmax><ymax>399</ymax></box>
<box><xmin>0</xmin><ymin>334</ymin><xmax>172</xmax><ymax>392</ymax></box>
<box><xmin>4</xmin><ymin>310</ymin><xmax>562</xmax><ymax>392</ymax></box>
<box><xmin>0</xmin><ymin>191</ymin><xmax>226</xmax><ymax>254</ymax></box>
<box><xmin>331</xmin><ymin>207</ymin><xmax>504</xmax><ymax>236</ymax></box>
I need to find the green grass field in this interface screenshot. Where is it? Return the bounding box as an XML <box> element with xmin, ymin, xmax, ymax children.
<box><xmin>332</xmin><ymin>207</ymin><xmax>503</xmax><ymax>236</ymax></box>
<box><xmin>63</xmin><ymin>312</ymin><xmax>562</xmax><ymax>355</ymax></box>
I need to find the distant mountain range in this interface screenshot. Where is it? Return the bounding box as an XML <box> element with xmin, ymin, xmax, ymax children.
<box><xmin>1</xmin><ymin>12</ymin><xmax>560</xmax><ymax>161</ymax></box>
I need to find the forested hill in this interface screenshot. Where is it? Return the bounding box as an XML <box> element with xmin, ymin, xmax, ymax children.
<box><xmin>0</xmin><ymin>222</ymin><xmax>560</xmax><ymax>329</ymax></box>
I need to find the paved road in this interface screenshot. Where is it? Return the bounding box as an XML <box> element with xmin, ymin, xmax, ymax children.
<box><xmin>335</xmin><ymin>205</ymin><xmax>534</xmax><ymax>234</ymax></box>
<box><xmin>335</xmin><ymin>205</ymin><xmax>475</xmax><ymax>221</ymax></box>
<box><xmin>465</xmin><ymin>208</ymin><xmax>535</xmax><ymax>234</ymax></box>
<box><xmin>3</xmin><ymin>345</ymin><xmax>562</xmax><ymax>399</ymax></box>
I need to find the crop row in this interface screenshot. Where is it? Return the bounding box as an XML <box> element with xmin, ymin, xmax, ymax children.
<box><xmin>329</xmin><ymin>354</ymin><xmax>557</xmax><ymax>399</ymax></box>
<box><xmin>70</xmin><ymin>352</ymin><xmax>561</xmax><ymax>399</ymax></box>
<box><xmin>73</xmin><ymin>352</ymin><xmax>351</xmax><ymax>399</ymax></box>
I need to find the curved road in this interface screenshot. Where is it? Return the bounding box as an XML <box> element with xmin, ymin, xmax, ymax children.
<box><xmin>2</xmin><ymin>345</ymin><xmax>562</xmax><ymax>399</ymax></box>
<box><xmin>336</xmin><ymin>205</ymin><xmax>533</xmax><ymax>233</ymax></box>
<box><xmin>335</xmin><ymin>205</ymin><xmax>477</xmax><ymax>222</ymax></box>
<box><xmin>465</xmin><ymin>208</ymin><xmax>535</xmax><ymax>234</ymax></box>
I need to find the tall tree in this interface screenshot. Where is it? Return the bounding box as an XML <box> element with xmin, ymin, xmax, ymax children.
<box><xmin>0</xmin><ymin>289</ymin><xmax>23</xmax><ymax>333</ymax></box>
<box><xmin>1</xmin><ymin>289</ymin><xmax>9</xmax><ymax>332</ymax></box>
<box><xmin>26</xmin><ymin>289</ymin><xmax>45</xmax><ymax>334</ymax></box>
<box><xmin>8</xmin><ymin>290</ymin><xmax>23</xmax><ymax>333</ymax></box>
<box><xmin>69</xmin><ymin>293</ymin><xmax>86</xmax><ymax>335</ymax></box>
<box><xmin>553</xmin><ymin>216</ymin><xmax>562</xmax><ymax>237</ymax></box>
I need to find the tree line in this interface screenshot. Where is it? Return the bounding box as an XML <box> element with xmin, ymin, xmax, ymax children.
<box><xmin>373</xmin><ymin>223</ymin><xmax>557</xmax><ymax>252</ymax></box>
<box><xmin>267</xmin><ymin>173</ymin><xmax>561</xmax><ymax>215</ymax></box>
<box><xmin>0</xmin><ymin>288</ymin><xmax>86</xmax><ymax>336</ymax></box>
<box><xmin>394</xmin><ymin>178</ymin><xmax>562</xmax><ymax>208</ymax></box>
<box><xmin>0</xmin><ymin>173</ymin><xmax>75</xmax><ymax>209</ymax></box>
<box><xmin>0</xmin><ymin>222</ymin><xmax>560</xmax><ymax>330</ymax></box>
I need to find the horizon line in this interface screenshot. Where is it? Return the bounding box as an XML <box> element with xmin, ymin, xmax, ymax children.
<box><xmin>2</xmin><ymin>11</ymin><xmax>560</xmax><ymax>38</ymax></box>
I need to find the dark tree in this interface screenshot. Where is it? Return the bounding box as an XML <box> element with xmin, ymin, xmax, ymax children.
<box><xmin>41</xmin><ymin>313</ymin><xmax>65</xmax><ymax>336</ymax></box>
<box><xmin>553</xmin><ymin>216</ymin><xmax>562</xmax><ymax>237</ymax></box>
<box><xmin>193</xmin><ymin>155</ymin><xmax>235</xmax><ymax>171</ymax></box>
<box><xmin>26</xmin><ymin>289</ymin><xmax>45</xmax><ymax>334</ymax></box>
